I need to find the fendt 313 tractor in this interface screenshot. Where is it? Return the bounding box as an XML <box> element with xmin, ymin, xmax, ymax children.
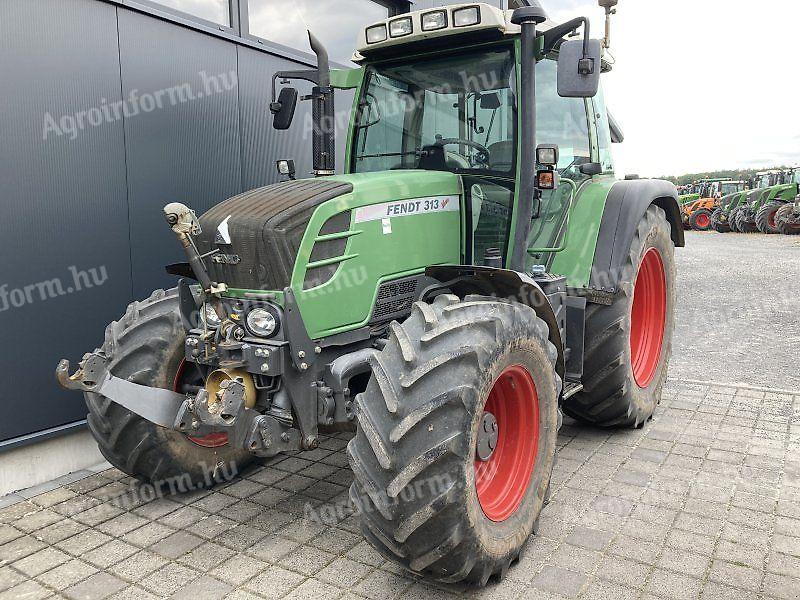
<box><xmin>57</xmin><ymin>0</ymin><xmax>682</xmax><ymax>585</ymax></box>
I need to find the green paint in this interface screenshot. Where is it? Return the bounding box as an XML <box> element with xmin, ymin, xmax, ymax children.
<box><xmin>331</xmin><ymin>68</ymin><xmax>364</xmax><ymax>89</ymax></box>
<box><xmin>290</xmin><ymin>170</ymin><xmax>462</xmax><ymax>339</ymax></box>
<box><xmin>550</xmin><ymin>176</ymin><xmax>617</xmax><ymax>287</ymax></box>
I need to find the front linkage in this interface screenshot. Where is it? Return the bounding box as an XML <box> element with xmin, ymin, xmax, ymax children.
<box><xmin>57</xmin><ymin>204</ymin><xmax>377</xmax><ymax>460</ymax></box>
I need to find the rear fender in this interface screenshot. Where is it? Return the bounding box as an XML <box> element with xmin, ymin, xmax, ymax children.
<box><xmin>590</xmin><ymin>179</ymin><xmax>683</xmax><ymax>294</ymax></box>
<box><xmin>425</xmin><ymin>265</ymin><xmax>565</xmax><ymax>380</ymax></box>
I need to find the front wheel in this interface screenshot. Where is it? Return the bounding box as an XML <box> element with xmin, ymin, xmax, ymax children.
<box><xmin>711</xmin><ymin>209</ymin><xmax>730</xmax><ymax>233</ymax></box>
<box><xmin>689</xmin><ymin>208</ymin><xmax>713</xmax><ymax>231</ymax></box>
<box><xmin>756</xmin><ymin>202</ymin><xmax>784</xmax><ymax>234</ymax></box>
<box><xmin>84</xmin><ymin>289</ymin><xmax>255</xmax><ymax>487</ymax></box>
<box><xmin>347</xmin><ymin>295</ymin><xmax>560</xmax><ymax>585</ymax></box>
<box><xmin>563</xmin><ymin>205</ymin><xmax>676</xmax><ymax>428</ymax></box>
<box><xmin>775</xmin><ymin>204</ymin><xmax>800</xmax><ymax>235</ymax></box>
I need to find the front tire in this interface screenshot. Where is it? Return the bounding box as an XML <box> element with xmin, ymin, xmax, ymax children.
<box><xmin>689</xmin><ymin>208</ymin><xmax>713</xmax><ymax>231</ymax></box>
<box><xmin>756</xmin><ymin>202</ymin><xmax>784</xmax><ymax>234</ymax></box>
<box><xmin>84</xmin><ymin>288</ymin><xmax>254</xmax><ymax>487</ymax></box>
<box><xmin>563</xmin><ymin>205</ymin><xmax>676</xmax><ymax>428</ymax></box>
<box><xmin>775</xmin><ymin>204</ymin><xmax>800</xmax><ymax>235</ymax></box>
<box><xmin>711</xmin><ymin>209</ymin><xmax>730</xmax><ymax>233</ymax></box>
<box><xmin>347</xmin><ymin>295</ymin><xmax>560</xmax><ymax>585</ymax></box>
<box><xmin>737</xmin><ymin>209</ymin><xmax>759</xmax><ymax>233</ymax></box>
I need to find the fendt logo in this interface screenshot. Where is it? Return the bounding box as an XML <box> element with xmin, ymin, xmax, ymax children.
<box><xmin>354</xmin><ymin>195</ymin><xmax>460</xmax><ymax>224</ymax></box>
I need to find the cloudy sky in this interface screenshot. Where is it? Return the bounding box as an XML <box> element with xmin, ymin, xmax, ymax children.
<box><xmin>544</xmin><ymin>0</ymin><xmax>800</xmax><ymax>177</ymax></box>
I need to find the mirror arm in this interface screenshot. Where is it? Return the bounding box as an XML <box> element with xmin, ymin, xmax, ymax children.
<box><xmin>271</xmin><ymin>70</ymin><xmax>321</xmax><ymax>106</ymax></box>
<box><xmin>542</xmin><ymin>16</ymin><xmax>590</xmax><ymax>57</ymax></box>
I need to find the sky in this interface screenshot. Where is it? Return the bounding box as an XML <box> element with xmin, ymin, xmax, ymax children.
<box><xmin>544</xmin><ymin>0</ymin><xmax>800</xmax><ymax>177</ymax></box>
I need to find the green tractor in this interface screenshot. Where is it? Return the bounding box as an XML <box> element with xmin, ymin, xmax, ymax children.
<box><xmin>56</xmin><ymin>0</ymin><xmax>682</xmax><ymax>585</ymax></box>
<box><xmin>775</xmin><ymin>194</ymin><xmax>800</xmax><ymax>235</ymax></box>
<box><xmin>734</xmin><ymin>170</ymin><xmax>787</xmax><ymax>233</ymax></box>
<box><xmin>754</xmin><ymin>167</ymin><xmax>800</xmax><ymax>234</ymax></box>
<box><xmin>711</xmin><ymin>181</ymin><xmax>750</xmax><ymax>233</ymax></box>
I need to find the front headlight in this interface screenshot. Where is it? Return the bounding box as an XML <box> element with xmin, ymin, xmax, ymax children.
<box><xmin>246</xmin><ymin>308</ymin><xmax>277</xmax><ymax>338</ymax></box>
<box><xmin>202</xmin><ymin>303</ymin><xmax>221</xmax><ymax>328</ymax></box>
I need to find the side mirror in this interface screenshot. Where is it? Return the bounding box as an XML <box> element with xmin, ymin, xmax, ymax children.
<box><xmin>557</xmin><ymin>39</ymin><xmax>602</xmax><ymax>98</ymax></box>
<box><xmin>271</xmin><ymin>87</ymin><xmax>298</xmax><ymax>130</ymax></box>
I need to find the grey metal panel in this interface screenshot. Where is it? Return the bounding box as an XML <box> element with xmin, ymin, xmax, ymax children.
<box><xmin>117</xmin><ymin>9</ymin><xmax>243</xmax><ymax>298</ymax></box>
<box><xmin>0</xmin><ymin>0</ymin><xmax>133</xmax><ymax>442</ymax></box>
<box><xmin>237</xmin><ymin>48</ymin><xmax>357</xmax><ymax>190</ymax></box>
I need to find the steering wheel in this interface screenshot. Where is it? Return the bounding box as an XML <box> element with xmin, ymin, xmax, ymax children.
<box><xmin>435</xmin><ymin>138</ymin><xmax>490</xmax><ymax>166</ymax></box>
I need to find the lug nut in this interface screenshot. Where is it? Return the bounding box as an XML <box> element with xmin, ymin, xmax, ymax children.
<box><xmin>300</xmin><ymin>362</ymin><xmax>308</xmax><ymax>371</ymax></box>
<box><xmin>298</xmin><ymin>350</ymin><xmax>306</xmax><ymax>359</ymax></box>
<box><xmin>314</xmin><ymin>346</ymin><xmax>321</xmax><ymax>354</ymax></box>
<box><xmin>260</xmin><ymin>363</ymin><xmax>269</xmax><ymax>372</ymax></box>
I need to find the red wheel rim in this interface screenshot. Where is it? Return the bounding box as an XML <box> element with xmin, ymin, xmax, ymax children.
<box><xmin>474</xmin><ymin>365</ymin><xmax>539</xmax><ymax>522</ymax></box>
<box><xmin>695</xmin><ymin>213</ymin><xmax>710</xmax><ymax>229</ymax></box>
<box><xmin>768</xmin><ymin>210</ymin><xmax>777</xmax><ymax>229</ymax></box>
<box><xmin>173</xmin><ymin>360</ymin><xmax>229</xmax><ymax>448</ymax></box>
<box><xmin>630</xmin><ymin>248</ymin><xmax>667</xmax><ymax>388</ymax></box>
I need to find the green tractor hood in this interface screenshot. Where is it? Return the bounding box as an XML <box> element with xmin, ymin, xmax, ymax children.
<box><xmin>197</xmin><ymin>170</ymin><xmax>463</xmax><ymax>339</ymax></box>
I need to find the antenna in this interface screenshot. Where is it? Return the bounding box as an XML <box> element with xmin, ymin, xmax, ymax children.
<box><xmin>598</xmin><ymin>0</ymin><xmax>618</xmax><ymax>50</ymax></box>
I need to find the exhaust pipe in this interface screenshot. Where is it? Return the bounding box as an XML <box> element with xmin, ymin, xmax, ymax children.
<box><xmin>308</xmin><ymin>31</ymin><xmax>335</xmax><ymax>176</ymax></box>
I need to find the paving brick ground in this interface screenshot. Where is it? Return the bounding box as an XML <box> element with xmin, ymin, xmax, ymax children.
<box><xmin>1</xmin><ymin>380</ymin><xmax>799</xmax><ymax>600</ymax></box>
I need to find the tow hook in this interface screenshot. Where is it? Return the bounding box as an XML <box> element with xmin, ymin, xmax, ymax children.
<box><xmin>55</xmin><ymin>353</ymin><xmax>187</xmax><ymax>429</ymax></box>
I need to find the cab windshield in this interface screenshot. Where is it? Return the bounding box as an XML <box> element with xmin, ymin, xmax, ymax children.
<box><xmin>352</xmin><ymin>46</ymin><xmax>517</xmax><ymax>177</ymax></box>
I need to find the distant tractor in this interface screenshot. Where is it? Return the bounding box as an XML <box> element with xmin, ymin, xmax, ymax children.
<box><xmin>737</xmin><ymin>170</ymin><xmax>792</xmax><ymax>233</ymax></box>
<box><xmin>56</xmin><ymin>1</ymin><xmax>681</xmax><ymax>585</ymax></box>
<box><xmin>682</xmin><ymin>179</ymin><xmax>743</xmax><ymax>231</ymax></box>
<box><xmin>774</xmin><ymin>196</ymin><xmax>800</xmax><ymax>235</ymax></box>
<box><xmin>755</xmin><ymin>167</ymin><xmax>800</xmax><ymax>234</ymax></box>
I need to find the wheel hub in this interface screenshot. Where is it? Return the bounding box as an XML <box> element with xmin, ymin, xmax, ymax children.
<box><xmin>476</xmin><ymin>412</ymin><xmax>499</xmax><ymax>461</ymax></box>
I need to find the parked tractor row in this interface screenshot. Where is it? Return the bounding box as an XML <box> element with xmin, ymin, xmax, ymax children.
<box><xmin>677</xmin><ymin>168</ymin><xmax>800</xmax><ymax>235</ymax></box>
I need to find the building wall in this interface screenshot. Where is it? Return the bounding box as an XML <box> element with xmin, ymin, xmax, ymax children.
<box><xmin>0</xmin><ymin>0</ymin><xmax>398</xmax><ymax>447</ymax></box>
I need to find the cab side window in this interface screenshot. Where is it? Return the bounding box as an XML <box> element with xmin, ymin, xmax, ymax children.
<box><xmin>535</xmin><ymin>60</ymin><xmax>591</xmax><ymax>177</ymax></box>
<box><xmin>593</xmin><ymin>87</ymin><xmax>615</xmax><ymax>174</ymax></box>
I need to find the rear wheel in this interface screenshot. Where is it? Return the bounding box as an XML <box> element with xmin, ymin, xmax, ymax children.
<box><xmin>756</xmin><ymin>202</ymin><xmax>784</xmax><ymax>234</ymax></box>
<box><xmin>84</xmin><ymin>289</ymin><xmax>254</xmax><ymax>487</ymax></box>
<box><xmin>347</xmin><ymin>295</ymin><xmax>560</xmax><ymax>585</ymax></box>
<box><xmin>775</xmin><ymin>204</ymin><xmax>800</xmax><ymax>235</ymax></box>
<box><xmin>563</xmin><ymin>205</ymin><xmax>676</xmax><ymax>427</ymax></box>
<box><xmin>689</xmin><ymin>208</ymin><xmax>713</xmax><ymax>231</ymax></box>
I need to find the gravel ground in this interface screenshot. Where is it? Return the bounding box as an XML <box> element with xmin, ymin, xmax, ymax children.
<box><xmin>671</xmin><ymin>230</ymin><xmax>800</xmax><ymax>391</ymax></box>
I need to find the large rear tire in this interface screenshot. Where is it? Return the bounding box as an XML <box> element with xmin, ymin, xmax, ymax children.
<box><xmin>756</xmin><ymin>202</ymin><xmax>784</xmax><ymax>234</ymax></box>
<box><xmin>347</xmin><ymin>295</ymin><xmax>560</xmax><ymax>585</ymax></box>
<box><xmin>689</xmin><ymin>208</ymin><xmax>713</xmax><ymax>231</ymax></box>
<box><xmin>775</xmin><ymin>204</ymin><xmax>800</xmax><ymax>235</ymax></box>
<box><xmin>84</xmin><ymin>288</ymin><xmax>254</xmax><ymax>488</ymax></box>
<box><xmin>563</xmin><ymin>205</ymin><xmax>676</xmax><ymax>428</ymax></box>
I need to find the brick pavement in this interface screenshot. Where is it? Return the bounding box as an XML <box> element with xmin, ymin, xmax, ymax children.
<box><xmin>1</xmin><ymin>380</ymin><xmax>799</xmax><ymax>600</ymax></box>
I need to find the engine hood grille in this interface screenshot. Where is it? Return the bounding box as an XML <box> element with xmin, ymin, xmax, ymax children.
<box><xmin>195</xmin><ymin>179</ymin><xmax>353</xmax><ymax>291</ymax></box>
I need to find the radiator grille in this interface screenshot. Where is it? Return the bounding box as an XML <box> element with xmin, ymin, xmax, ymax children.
<box><xmin>371</xmin><ymin>276</ymin><xmax>420</xmax><ymax>325</ymax></box>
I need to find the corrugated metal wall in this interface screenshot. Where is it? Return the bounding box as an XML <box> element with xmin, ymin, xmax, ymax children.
<box><xmin>0</xmin><ymin>0</ymin><xmax>369</xmax><ymax>444</ymax></box>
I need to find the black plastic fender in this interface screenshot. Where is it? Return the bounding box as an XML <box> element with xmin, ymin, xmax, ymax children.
<box><xmin>425</xmin><ymin>265</ymin><xmax>565</xmax><ymax>381</ymax></box>
<box><xmin>590</xmin><ymin>179</ymin><xmax>683</xmax><ymax>293</ymax></box>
